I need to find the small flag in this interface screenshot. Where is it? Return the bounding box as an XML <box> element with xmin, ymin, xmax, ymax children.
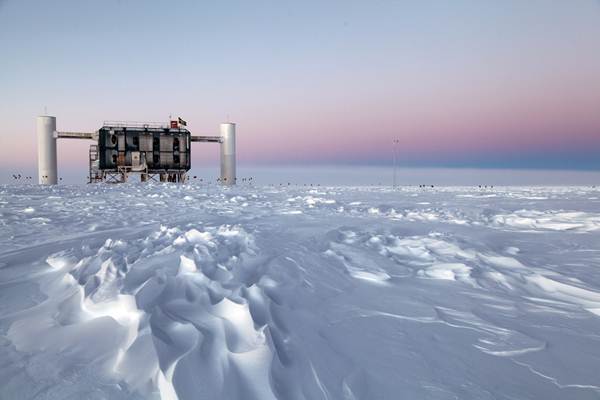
<box><xmin>178</xmin><ymin>117</ymin><xmax>187</xmax><ymax>127</ymax></box>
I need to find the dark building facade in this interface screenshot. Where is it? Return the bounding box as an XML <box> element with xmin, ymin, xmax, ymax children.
<box><xmin>98</xmin><ymin>125</ymin><xmax>191</xmax><ymax>172</ymax></box>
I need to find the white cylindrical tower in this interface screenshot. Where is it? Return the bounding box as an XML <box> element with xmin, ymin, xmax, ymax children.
<box><xmin>37</xmin><ymin>116</ymin><xmax>58</xmax><ymax>185</ymax></box>
<box><xmin>220</xmin><ymin>123</ymin><xmax>236</xmax><ymax>185</ymax></box>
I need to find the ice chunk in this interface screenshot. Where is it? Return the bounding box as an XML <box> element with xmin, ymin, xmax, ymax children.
<box><xmin>418</xmin><ymin>263</ymin><xmax>472</xmax><ymax>281</ymax></box>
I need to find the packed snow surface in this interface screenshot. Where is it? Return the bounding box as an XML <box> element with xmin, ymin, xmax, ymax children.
<box><xmin>1</xmin><ymin>184</ymin><xmax>600</xmax><ymax>399</ymax></box>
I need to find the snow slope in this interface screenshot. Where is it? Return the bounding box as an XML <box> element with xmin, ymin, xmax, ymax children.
<box><xmin>1</xmin><ymin>184</ymin><xmax>600</xmax><ymax>399</ymax></box>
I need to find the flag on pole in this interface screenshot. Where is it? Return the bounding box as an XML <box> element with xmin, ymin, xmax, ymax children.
<box><xmin>178</xmin><ymin>117</ymin><xmax>187</xmax><ymax>127</ymax></box>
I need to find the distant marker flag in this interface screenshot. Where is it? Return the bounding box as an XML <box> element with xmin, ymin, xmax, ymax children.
<box><xmin>178</xmin><ymin>117</ymin><xmax>187</xmax><ymax>127</ymax></box>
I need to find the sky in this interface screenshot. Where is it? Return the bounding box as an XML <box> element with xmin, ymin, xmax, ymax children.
<box><xmin>1</xmin><ymin>0</ymin><xmax>599</xmax><ymax>183</ymax></box>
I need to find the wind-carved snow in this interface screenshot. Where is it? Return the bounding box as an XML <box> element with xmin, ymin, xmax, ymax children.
<box><xmin>1</xmin><ymin>184</ymin><xmax>600</xmax><ymax>399</ymax></box>
<box><xmin>4</xmin><ymin>224</ymin><xmax>276</xmax><ymax>399</ymax></box>
<box><xmin>491</xmin><ymin>209</ymin><xmax>600</xmax><ymax>232</ymax></box>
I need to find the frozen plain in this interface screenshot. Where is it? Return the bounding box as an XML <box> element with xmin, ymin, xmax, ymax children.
<box><xmin>1</xmin><ymin>184</ymin><xmax>600</xmax><ymax>400</ymax></box>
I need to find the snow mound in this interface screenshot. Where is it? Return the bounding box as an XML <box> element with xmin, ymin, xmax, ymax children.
<box><xmin>4</xmin><ymin>223</ymin><xmax>279</xmax><ymax>399</ymax></box>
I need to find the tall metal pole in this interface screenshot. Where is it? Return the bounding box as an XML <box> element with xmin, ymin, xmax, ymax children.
<box><xmin>392</xmin><ymin>139</ymin><xmax>399</xmax><ymax>189</ymax></box>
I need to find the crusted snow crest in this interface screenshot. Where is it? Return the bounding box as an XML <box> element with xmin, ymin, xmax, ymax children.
<box><xmin>491</xmin><ymin>209</ymin><xmax>600</xmax><ymax>232</ymax></box>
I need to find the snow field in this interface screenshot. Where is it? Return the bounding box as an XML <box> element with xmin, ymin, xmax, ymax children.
<box><xmin>1</xmin><ymin>184</ymin><xmax>600</xmax><ymax>399</ymax></box>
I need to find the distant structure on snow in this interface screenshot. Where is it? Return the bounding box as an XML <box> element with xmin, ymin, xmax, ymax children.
<box><xmin>36</xmin><ymin>116</ymin><xmax>236</xmax><ymax>185</ymax></box>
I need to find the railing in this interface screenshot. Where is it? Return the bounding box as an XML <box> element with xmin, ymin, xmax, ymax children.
<box><xmin>102</xmin><ymin>121</ymin><xmax>169</xmax><ymax>129</ymax></box>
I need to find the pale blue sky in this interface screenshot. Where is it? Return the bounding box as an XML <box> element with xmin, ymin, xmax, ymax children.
<box><xmin>1</xmin><ymin>0</ymin><xmax>599</xmax><ymax>183</ymax></box>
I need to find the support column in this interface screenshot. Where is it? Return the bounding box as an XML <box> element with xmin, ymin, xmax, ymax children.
<box><xmin>220</xmin><ymin>123</ymin><xmax>236</xmax><ymax>185</ymax></box>
<box><xmin>37</xmin><ymin>116</ymin><xmax>57</xmax><ymax>185</ymax></box>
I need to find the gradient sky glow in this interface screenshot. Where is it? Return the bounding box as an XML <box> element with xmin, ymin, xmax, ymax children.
<box><xmin>1</xmin><ymin>0</ymin><xmax>599</xmax><ymax>178</ymax></box>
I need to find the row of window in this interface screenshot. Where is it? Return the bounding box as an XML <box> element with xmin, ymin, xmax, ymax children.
<box><xmin>110</xmin><ymin>153</ymin><xmax>183</xmax><ymax>165</ymax></box>
<box><xmin>108</xmin><ymin>135</ymin><xmax>184</xmax><ymax>151</ymax></box>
